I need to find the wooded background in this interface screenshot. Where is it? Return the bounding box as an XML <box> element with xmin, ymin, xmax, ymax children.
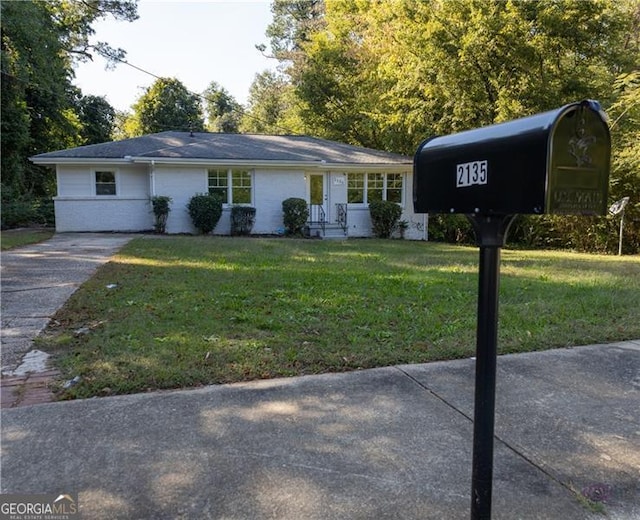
<box><xmin>2</xmin><ymin>0</ymin><xmax>638</xmax><ymax>253</ymax></box>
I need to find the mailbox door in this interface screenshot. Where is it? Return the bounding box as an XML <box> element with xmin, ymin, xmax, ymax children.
<box><xmin>546</xmin><ymin>105</ymin><xmax>610</xmax><ymax>215</ymax></box>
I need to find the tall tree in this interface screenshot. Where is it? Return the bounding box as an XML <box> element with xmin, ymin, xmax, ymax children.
<box><xmin>240</xmin><ymin>71</ymin><xmax>304</xmax><ymax>134</ymax></box>
<box><xmin>45</xmin><ymin>0</ymin><xmax>138</xmax><ymax>64</ymax></box>
<box><xmin>264</xmin><ymin>0</ymin><xmax>640</xmax><ymax>252</ymax></box>
<box><xmin>76</xmin><ymin>94</ymin><xmax>116</xmax><ymax>144</ymax></box>
<box><xmin>202</xmin><ymin>81</ymin><xmax>242</xmax><ymax>133</ymax></box>
<box><xmin>130</xmin><ymin>77</ymin><xmax>205</xmax><ymax>135</ymax></box>
<box><xmin>1</xmin><ymin>1</ymin><xmax>79</xmax><ymax>197</ymax></box>
<box><xmin>291</xmin><ymin>0</ymin><xmax>638</xmax><ymax>154</ymax></box>
<box><xmin>1</xmin><ymin>0</ymin><xmax>138</xmax><ymax>199</ymax></box>
<box><xmin>262</xmin><ymin>0</ymin><xmax>325</xmax><ymax>64</ymax></box>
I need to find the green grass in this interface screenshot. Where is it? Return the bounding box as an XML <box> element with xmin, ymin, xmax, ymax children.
<box><xmin>37</xmin><ymin>236</ymin><xmax>640</xmax><ymax>399</ymax></box>
<box><xmin>1</xmin><ymin>228</ymin><xmax>54</xmax><ymax>250</ymax></box>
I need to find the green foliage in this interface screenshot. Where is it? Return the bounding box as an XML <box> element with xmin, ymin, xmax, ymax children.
<box><xmin>264</xmin><ymin>0</ymin><xmax>326</xmax><ymax>62</ymax></box>
<box><xmin>1</xmin><ymin>196</ymin><xmax>55</xmax><ymax>230</ymax></box>
<box><xmin>76</xmin><ymin>95</ymin><xmax>115</xmax><ymax>144</ymax></box>
<box><xmin>282</xmin><ymin>197</ymin><xmax>308</xmax><ymax>235</ymax></box>
<box><xmin>150</xmin><ymin>196</ymin><xmax>172</xmax><ymax>234</ymax></box>
<box><xmin>42</xmin><ymin>0</ymin><xmax>138</xmax><ymax>64</ymax></box>
<box><xmin>131</xmin><ymin>77</ymin><xmax>205</xmax><ymax>135</ymax></box>
<box><xmin>427</xmin><ymin>215</ymin><xmax>476</xmax><ymax>245</ymax></box>
<box><xmin>241</xmin><ymin>71</ymin><xmax>305</xmax><ymax>134</ymax></box>
<box><xmin>202</xmin><ymin>81</ymin><xmax>243</xmax><ymax>133</ymax></box>
<box><xmin>369</xmin><ymin>200</ymin><xmax>403</xmax><ymax>238</ymax></box>
<box><xmin>187</xmin><ymin>194</ymin><xmax>223</xmax><ymax>234</ymax></box>
<box><xmin>230</xmin><ymin>206</ymin><xmax>256</xmax><ymax>236</ymax></box>
<box><xmin>1</xmin><ymin>1</ymin><xmax>78</xmax><ymax>197</ymax></box>
<box><xmin>0</xmin><ymin>0</ymin><xmax>137</xmax><ymax>200</ymax></box>
<box><xmin>261</xmin><ymin>0</ymin><xmax>640</xmax><ymax>252</ymax></box>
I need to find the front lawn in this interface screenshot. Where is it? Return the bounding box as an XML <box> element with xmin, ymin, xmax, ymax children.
<box><xmin>1</xmin><ymin>228</ymin><xmax>54</xmax><ymax>250</ymax></box>
<box><xmin>38</xmin><ymin>236</ymin><xmax>640</xmax><ymax>399</ymax></box>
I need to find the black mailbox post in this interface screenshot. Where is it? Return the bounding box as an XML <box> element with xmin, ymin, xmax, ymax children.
<box><xmin>413</xmin><ymin>101</ymin><xmax>610</xmax><ymax>520</ymax></box>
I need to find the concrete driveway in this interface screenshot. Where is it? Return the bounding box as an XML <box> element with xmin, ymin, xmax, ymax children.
<box><xmin>1</xmin><ymin>233</ymin><xmax>134</xmax><ymax>373</ymax></box>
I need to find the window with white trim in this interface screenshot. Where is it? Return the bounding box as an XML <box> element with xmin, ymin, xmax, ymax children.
<box><xmin>208</xmin><ymin>169</ymin><xmax>252</xmax><ymax>204</ymax></box>
<box><xmin>95</xmin><ymin>171</ymin><xmax>116</xmax><ymax>195</ymax></box>
<box><xmin>347</xmin><ymin>172</ymin><xmax>403</xmax><ymax>204</ymax></box>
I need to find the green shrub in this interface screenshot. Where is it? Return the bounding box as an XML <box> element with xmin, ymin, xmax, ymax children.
<box><xmin>230</xmin><ymin>206</ymin><xmax>256</xmax><ymax>236</ymax></box>
<box><xmin>34</xmin><ymin>198</ymin><xmax>55</xmax><ymax>227</ymax></box>
<box><xmin>150</xmin><ymin>196</ymin><xmax>172</xmax><ymax>234</ymax></box>
<box><xmin>427</xmin><ymin>214</ymin><xmax>475</xmax><ymax>244</ymax></box>
<box><xmin>369</xmin><ymin>200</ymin><xmax>403</xmax><ymax>238</ymax></box>
<box><xmin>187</xmin><ymin>194</ymin><xmax>223</xmax><ymax>234</ymax></box>
<box><xmin>1</xmin><ymin>197</ymin><xmax>54</xmax><ymax>229</ymax></box>
<box><xmin>282</xmin><ymin>198</ymin><xmax>308</xmax><ymax>236</ymax></box>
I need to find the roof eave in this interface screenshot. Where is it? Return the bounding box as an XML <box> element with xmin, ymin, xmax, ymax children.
<box><xmin>131</xmin><ymin>157</ymin><xmax>411</xmax><ymax>170</ymax></box>
<box><xmin>29</xmin><ymin>156</ymin><xmax>411</xmax><ymax>171</ymax></box>
<box><xmin>30</xmin><ymin>157</ymin><xmax>135</xmax><ymax>166</ymax></box>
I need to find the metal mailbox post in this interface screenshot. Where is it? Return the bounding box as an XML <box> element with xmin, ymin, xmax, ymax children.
<box><xmin>413</xmin><ymin>100</ymin><xmax>610</xmax><ymax>520</ymax></box>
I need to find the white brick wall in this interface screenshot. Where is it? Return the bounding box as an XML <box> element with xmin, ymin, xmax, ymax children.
<box><xmin>55</xmin><ymin>165</ymin><xmax>151</xmax><ymax>232</ymax></box>
<box><xmin>54</xmin><ymin>198</ymin><xmax>152</xmax><ymax>232</ymax></box>
<box><xmin>53</xmin><ymin>163</ymin><xmax>427</xmax><ymax>239</ymax></box>
<box><xmin>253</xmin><ymin>169</ymin><xmax>306</xmax><ymax>234</ymax></box>
<box><xmin>153</xmin><ymin>166</ymin><xmax>206</xmax><ymax>234</ymax></box>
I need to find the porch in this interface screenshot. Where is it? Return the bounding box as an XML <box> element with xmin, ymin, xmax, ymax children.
<box><xmin>307</xmin><ymin>203</ymin><xmax>348</xmax><ymax>239</ymax></box>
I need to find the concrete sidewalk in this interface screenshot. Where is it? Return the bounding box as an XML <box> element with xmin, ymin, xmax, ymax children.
<box><xmin>2</xmin><ymin>341</ymin><xmax>638</xmax><ymax>519</ymax></box>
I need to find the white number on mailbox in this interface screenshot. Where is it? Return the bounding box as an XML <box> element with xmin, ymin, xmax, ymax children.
<box><xmin>456</xmin><ymin>160</ymin><xmax>488</xmax><ymax>188</ymax></box>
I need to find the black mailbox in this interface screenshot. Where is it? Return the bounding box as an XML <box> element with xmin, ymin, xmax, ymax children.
<box><xmin>414</xmin><ymin>100</ymin><xmax>611</xmax><ymax>216</ymax></box>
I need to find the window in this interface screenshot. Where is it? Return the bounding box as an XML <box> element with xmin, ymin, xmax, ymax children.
<box><xmin>347</xmin><ymin>173</ymin><xmax>364</xmax><ymax>203</ymax></box>
<box><xmin>367</xmin><ymin>173</ymin><xmax>384</xmax><ymax>203</ymax></box>
<box><xmin>386</xmin><ymin>174</ymin><xmax>403</xmax><ymax>203</ymax></box>
<box><xmin>208</xmin><ymin>169</ymin><xmax>229</xmax><ymax>201</ymax></box>
<box><xmin>208</xmin><ymin>168</ymin><xmax>252</xmax><ymax>204</ymax></box>
<box><xmin>347</xmin><ymin>173</ymin><xmax>403</xmax><ymax>204</ymax></box>
<box><xmin>95</xmin><ymin>171</ymin><xmax>116</xmax><ymax>195</ymax></box>
<box><xmin>232</xmin><ymin>170</ymin><xmax>252</xmax><ymax>204</ymax></box>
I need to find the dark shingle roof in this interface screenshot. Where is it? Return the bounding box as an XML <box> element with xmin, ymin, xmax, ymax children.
<box><xmin>31</xmin><ymin>132</ymin><xmax>411</xmax><ymax>165</ymax></box>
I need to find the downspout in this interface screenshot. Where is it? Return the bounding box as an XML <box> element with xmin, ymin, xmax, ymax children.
<box><xmin>150</xmin><ymin>160</ymin><xmax>156</xmax><ymax>197</ymax></box>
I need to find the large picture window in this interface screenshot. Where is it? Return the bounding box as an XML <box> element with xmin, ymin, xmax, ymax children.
<box><xmin>347</xmin><ymin>173</ymin><xmax>403</xmax><ymax>204</ymax></box>
<box><xmin>95</xmin><ymin>171</ymin><xmax>116</xmax><ymax>195</ymax></box>
<box><xmin>208</xmin><ymin>169</ymin><xmax>252</xmax><ymax>204</ymax></box>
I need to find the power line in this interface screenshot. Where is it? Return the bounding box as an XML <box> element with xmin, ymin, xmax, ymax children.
<box><xmin>102</xmin><ymin>52</ymin><xmax>300</xmax><ymax>135</ymax></box>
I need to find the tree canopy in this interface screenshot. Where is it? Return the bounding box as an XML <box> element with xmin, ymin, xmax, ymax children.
<box><xmin>1</xmin><ymin>0</ymin><xmax>137</xmax><ymax>201</ymax></box>
<box><xmin>251</xmin><ymin>0</ymin><xmax>639</xmax><ymax>252</ymax></box>
<box><xmin>202</xmin><ymin>81</ymin><xmax>243</xmax><ymax>133</ymax></box>
<box><xmin>128</xmin><ymin>77</ymin><xmax>205</xmax><ymax>135</ymax></box>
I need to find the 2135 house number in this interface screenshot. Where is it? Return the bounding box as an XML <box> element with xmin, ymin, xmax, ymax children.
<box><xmin>456</xmin><ymin>160</ymin><xmax>488</xmax><ymax>188</ymax></box>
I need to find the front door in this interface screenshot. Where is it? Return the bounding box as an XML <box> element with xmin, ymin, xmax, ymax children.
<box><xmin>309</xmin><ymin>174</ymin><xmax>327</xmax><ymax>223</ymax></box>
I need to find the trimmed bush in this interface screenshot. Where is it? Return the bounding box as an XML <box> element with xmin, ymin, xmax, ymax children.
<box><xmin>282</xmin><ymin>197</ymin><xmax>308</xmax><ymax>236</ymax></box>
<box><xmin>230</xmin><ymin>206</ymin><xmax>256</xmax><ymax>236</ymax></box>
<box><xmin>187</xmin><ymin>193</ymin><xmax>223</xmax><ymax>234</ymax></box>
<box><xmin>151</xmin><ymin>196</ymin><xmax>172</xmax><ymax>234</ymax></box>
<box><xmin>369</xmin><ymin>200</ymin><xmax>403</xmax><ymax>238</ymax></box>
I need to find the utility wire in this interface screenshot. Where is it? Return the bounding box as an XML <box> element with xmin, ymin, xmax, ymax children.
<box><xmin>103</xmin><ymin>52</ymin><xmax>300</xmax><ymax>136</ymax></box>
